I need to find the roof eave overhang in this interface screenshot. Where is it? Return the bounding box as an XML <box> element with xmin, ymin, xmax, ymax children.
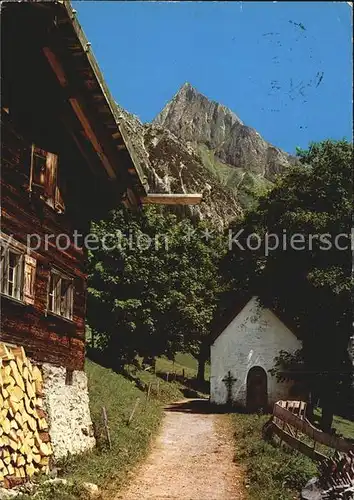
<box><xmin>42</xmin><ymin>0</ymin><xmax>149</xmax><ymax>203</ymax></box>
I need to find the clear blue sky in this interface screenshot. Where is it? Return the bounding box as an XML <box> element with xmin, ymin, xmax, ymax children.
<box><xmin>73</xmin><ymin>1</ymin><xmax>352</xmax><ymax>154</ymax></box>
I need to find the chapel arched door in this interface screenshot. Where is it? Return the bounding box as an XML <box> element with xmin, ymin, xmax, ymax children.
<box><xmin>246</xmin><ymin>366</ymin><xmax>268</xmax><ymax>413</ymax></box>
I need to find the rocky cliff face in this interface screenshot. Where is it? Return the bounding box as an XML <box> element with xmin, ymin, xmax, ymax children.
<box><xmin>143</xmin><ymin>125</ymin><xmax>243</xmax><ymax>227</ymax></box>
<box><xmin>116</xmin><ymin>104</ymin><xmax>242</xmax><ymax>228</ymax></box>
<box><xmin>153</xmin><ymin>83</ymin><xmax>294</xmax><ymax>182</ymax></box>
<box><xmin>154</xmin><ymin>83</ymin><xmax>243</xmax><ymax>153</ymax></box>
<box><xmin>117</xmin><ymin>82</ymin><xmax>295</xmax><ymax>228</ymax></box>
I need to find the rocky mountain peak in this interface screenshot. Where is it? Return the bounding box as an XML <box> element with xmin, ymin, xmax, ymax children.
<box><xmin>176</xmin><ymin>82</ymin><xmax>242</xmax><ymax>120</ymax></box>
<box><xmin>114</xmin><ymin>100</ymin><xmax>242</xmax><ymax>228</ymax></box>
<box><xmin>177</xmin><ymin>81</ymin><xmax>197</xmax><ymax>95</ymax></box>
<box><xmin>115</xmin><ymin>83</ymin><xmax>297</xmax><ymax>228</ymax></box>
<box><xmin>154</xmin><ymin>83</ymin><xmax>243</xmax><ymax>152</ymax></box>
<box><xmin>153</xmin><ymin>84</ymin><xmax>295</xmax><ymax>182</ymax></box>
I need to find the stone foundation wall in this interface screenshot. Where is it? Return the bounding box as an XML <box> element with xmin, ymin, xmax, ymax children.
<box><xmin>42</xmin><ymin>364</ymin><xmax>95</xmax><ymax>460</ymax></box>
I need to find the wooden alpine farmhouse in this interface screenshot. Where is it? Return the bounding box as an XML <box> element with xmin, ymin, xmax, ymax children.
<box><xmin>0</xmin><ymin>0</ymin><xmax>201</xmax><ymax>486</ymax></box>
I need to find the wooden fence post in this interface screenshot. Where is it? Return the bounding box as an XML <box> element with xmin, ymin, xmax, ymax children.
<box><xmin>102</xmin><ymin>406</ymin><xmax>112</xmax><ymax>449</ymax></box>
<box><xmin>145</xmin><ymin>382</ymin><xmax>152</xmax><ymax>406</ymax></box>
<box><xmin>127</xmin><ymin>398</ymin><xmax>140</xmax><ymax>425</ymax></box>
<box><xmin>166</xmin><ymin>372</ymin><xmax>169</xmax><ymax>382</ymax></box>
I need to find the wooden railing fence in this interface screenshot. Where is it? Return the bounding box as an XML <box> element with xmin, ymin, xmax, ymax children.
<box><xmin>266</xmin><ymin>400</ymin><xmax>354</xmax><ymax>462</ymax></box>
<box><xmin>266</xmin><ymin>401</ymin><xmax>354</xmax><ymax>499</ymax></box>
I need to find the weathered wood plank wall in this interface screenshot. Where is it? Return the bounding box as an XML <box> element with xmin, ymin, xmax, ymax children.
<box><xmin>1</xmin><ymin>119</ymin><xmax>87</xmax><ymax>370</ymax></box>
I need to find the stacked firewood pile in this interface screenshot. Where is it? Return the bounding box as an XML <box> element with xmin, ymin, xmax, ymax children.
<box><xmin>0</xmin><ymin>343</ymin><xmax>53</xmax><ymax>488</ymax></box>
<box><xmin>319</xmin><ymin>451</ymin><xmax>354</xmax><ymax>500</ymax></box>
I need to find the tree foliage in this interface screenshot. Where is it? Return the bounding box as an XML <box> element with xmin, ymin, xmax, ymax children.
<box><xmin>87</xmin><ymin>206</ymin><xmax>224</xmax><ymax>375</ymax></box>
<box><xmin>222</xmin><ymin>139</ymin><xmax>353</xmax><ymax>427</ymax></box>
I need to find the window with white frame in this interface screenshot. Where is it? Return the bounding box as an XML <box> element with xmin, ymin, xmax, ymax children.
<box><xmin>0</xmin><ymin>245</ymin><xmax>23</xmax><ymax>300</ymax></box>
<box><xmin>0</xmin><ymin>237</ymin><xmax>37</xmax><ymax>304</ymax></box>
<box><xmin>48</xmin><ymin>270</ymin><xmax>74</xmax><ymax>320</ymax></box>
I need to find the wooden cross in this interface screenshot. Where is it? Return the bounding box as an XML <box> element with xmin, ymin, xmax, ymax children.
<box><xmin>222</xmin><ymin>370</ymin><xmax>238</xmax><ymax>405</ymax></box>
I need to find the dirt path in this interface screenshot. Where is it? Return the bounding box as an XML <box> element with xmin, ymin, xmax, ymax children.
<box><xmin>117</xmin><ymin>399</ymin><xmax>245</xmax><ymax>500</ymax></box>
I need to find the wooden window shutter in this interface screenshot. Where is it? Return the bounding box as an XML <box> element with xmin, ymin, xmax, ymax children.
<box><xmin>30</xmin><ymin>145</ymin><xmax>47</xmax><ymax>191</ymax></box>
<box><xmin>30</xmin><ymin>146</ymin><xmax>58</xmax><ymax>208</ymax></box>
<box><xmin>0</xmin><ymin>244</ymin><xmax>8</xmax><ymax>295</ymax></box>
<box><xmin>55</xmin><ymin>183</ymin><xmax>65</xmax><ymax>213</ymax></box>
<box><xmin>44</xmin><ymin>152</ymin><xmax>58</xmax><ymax>204</ymax></box>
<box><xmin>23</xmin><ymin>254</ymin><xmax>36</xmax><ymax>305</ymax></box>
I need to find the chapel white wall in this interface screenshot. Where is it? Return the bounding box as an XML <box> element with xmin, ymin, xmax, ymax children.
<box><xmin>210</xmin><ymin>297</ymin><xmax>301</xmax><ymax>408</ymax></box>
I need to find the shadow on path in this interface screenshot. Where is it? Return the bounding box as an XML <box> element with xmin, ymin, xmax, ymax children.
<box><xmin>165</xmin><ymin>398</ymin><xmax>237</xmax><ymax>415</ymax></box>
<box><xmin>119</xmin><ymin>398</ymin><xmax>245</xmax><ymax>499</ymax></box>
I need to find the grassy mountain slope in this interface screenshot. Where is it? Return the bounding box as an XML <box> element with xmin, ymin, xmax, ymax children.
<box><xmin>197</xmin><ymin>144</ymin><xmax>273</xmax><ymax>208</ymax></box>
